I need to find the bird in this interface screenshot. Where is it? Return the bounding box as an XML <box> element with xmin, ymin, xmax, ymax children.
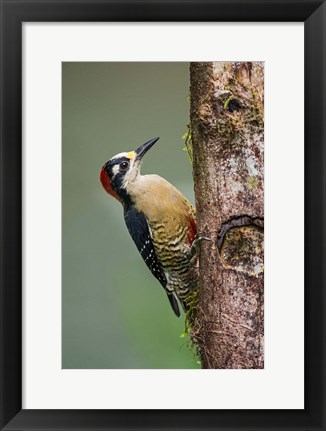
<box><xmin>100</xmin><ymin>137</ymin><xmax>199</xmax><ymax>317</ymax></box>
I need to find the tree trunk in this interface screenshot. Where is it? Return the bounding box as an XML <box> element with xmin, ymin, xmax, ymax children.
<box><xmin>190</xmin><ymin>62</ymin><xmax>264</xmax><ymax>369</ymax></box>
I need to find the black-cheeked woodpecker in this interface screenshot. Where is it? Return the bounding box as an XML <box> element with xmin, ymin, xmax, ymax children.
<box><xmin>100</xmin><ymin>137</ymin><xmax>198</xmax><ymax>317</ymax></box>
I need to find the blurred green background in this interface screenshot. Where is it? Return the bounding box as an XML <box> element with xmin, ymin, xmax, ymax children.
<box><xmin>62</xmin><ymin>62</ymin><xmax>199</xmax><ymax>368</ymax></box>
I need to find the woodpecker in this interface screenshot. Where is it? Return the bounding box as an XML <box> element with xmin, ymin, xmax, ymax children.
<box><xmin>100</xmin><ymin>137</ymin><xmax>198</xmax><ymax>317</ymax></box>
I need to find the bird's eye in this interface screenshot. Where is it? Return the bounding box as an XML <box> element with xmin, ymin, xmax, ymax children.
<box><xmin>119</xmin><ymin>161</ymin><xmax>129</xmax><ymax>170</ymax></box>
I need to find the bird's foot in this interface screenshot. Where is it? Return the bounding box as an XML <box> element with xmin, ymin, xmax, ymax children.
<box><xmin>190</xmin><ymin>234</ymin><xmax>212</xmax><ymax>263</ymax></box>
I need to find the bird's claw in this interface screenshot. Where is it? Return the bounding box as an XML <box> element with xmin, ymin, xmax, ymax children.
<box><xmin>190</xmin><ymin>234</ymin><xmax>212</xmax><ymax>262</ymax></box>
<box><xmin>193</xmin><ymin>234</ymin><xmax>212</xmax><ymax>246</ymax></box>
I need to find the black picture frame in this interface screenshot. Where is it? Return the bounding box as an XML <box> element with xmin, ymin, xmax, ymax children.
<box><xmin>1</xmin><ymin>1</ymin><xmax>325</xmax><ymax>430</ymax></box>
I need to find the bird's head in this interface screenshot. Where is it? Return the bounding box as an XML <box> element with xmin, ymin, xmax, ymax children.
<box><xmin>100</xmin><ymin>137</ymin><xmax>159</xmax><ymax>204</ymax></box>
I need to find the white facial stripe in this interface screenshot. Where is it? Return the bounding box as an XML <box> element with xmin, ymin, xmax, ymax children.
<box><xmin>110</xmin><ymin>156</ymin><xmax>139</xmax><ymax>184</ymax></box>
<box><xmin>122</xmin><ymin>159</ymin><xmax>140</xmax><ymax>188</ymax></box>
<box><xmin>112</xmin><ymin>165</ymin><xmax>120</xmax><ymax>176</ymax></box>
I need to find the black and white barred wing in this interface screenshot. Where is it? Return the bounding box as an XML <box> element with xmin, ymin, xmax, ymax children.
<box><xmin>123</xmin><ymin>206</ymin><xmax>180</xmax><ymax>317</ymax></box>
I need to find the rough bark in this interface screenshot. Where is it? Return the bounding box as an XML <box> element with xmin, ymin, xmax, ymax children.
<box><xmin>190</xmin><ymin>62</ymin><xmax>264</xmax><ymax>369</ymax></box>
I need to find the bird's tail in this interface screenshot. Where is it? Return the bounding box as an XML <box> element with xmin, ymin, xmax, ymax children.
<box><xmin>167</xmin><ymin>293</ymin><xmax>181</xmax><ymax>317</ymax></box>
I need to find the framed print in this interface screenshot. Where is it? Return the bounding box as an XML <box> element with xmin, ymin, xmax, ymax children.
<box><xmin>0</xmin><ymin>1</ymin><xmax>325</xmax><ymax>430</ymax></box>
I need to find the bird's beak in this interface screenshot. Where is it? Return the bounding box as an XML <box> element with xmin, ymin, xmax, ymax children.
<box><xmin>135</xmin><ymin>137</ymin><xmax>160</xmax><ymax>161</ymax></box>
